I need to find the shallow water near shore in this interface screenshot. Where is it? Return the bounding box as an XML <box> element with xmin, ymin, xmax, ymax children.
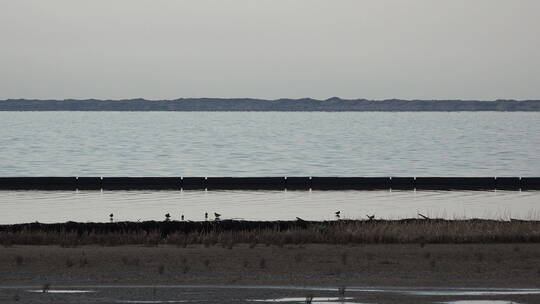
<box><xmin>3</xmin><ymin>285</ymin><xmax>540</xmax><ymax>304</ymax></box>
<box><xmin>0</xmin><ymin>189</ymin><xmax>539</xmax><ymax>224</ymax></box>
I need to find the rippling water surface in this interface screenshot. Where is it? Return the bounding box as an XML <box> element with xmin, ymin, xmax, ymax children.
<box><xmin>0</xmin><ymin>190</ymin><xmax>538</xmax><ymax>224</ymax></box>
<box><xmin>0</xmin><ymin>112</ymin><xmax>539</xmax><ymax>176</ymax></box>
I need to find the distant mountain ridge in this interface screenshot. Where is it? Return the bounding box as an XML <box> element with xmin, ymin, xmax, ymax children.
<box><xmin>1</xmin><ymin>98</ymin><xmax>539</xmax><ymax>111</ymax></box>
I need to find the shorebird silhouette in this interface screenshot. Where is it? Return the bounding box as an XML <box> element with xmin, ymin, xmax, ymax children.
<box><xmin>109</xmin><ymin>213</ymin><xmax>114</xmax><ymax>223</ymax></box>
<box><xmin>181</xmin><ymin>214</ymin><xmax>184</xmax><ymax>221</ymax></box>
<box><xmin>205</xmin><ymin>212</ymin><xmax>208</xmax><ymax>221</ymax></box>
<box><xmin>418</xmin><ymin>213</ymin><xmax>429</xmax><ymax>220</ymax></box>
<box><xmin>214</xmin><ymin>213</ymin><xmax>221</xmax><ymax>220</ymax></box>
<box><xmin>165</xmin><ymin>213</ymin><xmax>171</xmax><ymax>221</ymax></box>
<box><xmin>335</xmin><ymin>211</ymin><xmax>341</xmax><ymax>219</ymax></box>
<box><xmin>366</xmin><ymin>214</ymin><xmax>375</xmax><ymax>221</ymax></box>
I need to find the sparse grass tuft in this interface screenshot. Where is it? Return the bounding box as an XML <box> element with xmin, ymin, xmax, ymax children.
<box><xmin>476</xmin><ymin>252</ymin><xmax>484</xmax><ymax>262</ymax></box>
<box><xmin>65</xmin><ymin>258</ymin><xmax>74</xmax><ymax>268</ymax></box>
<box><xmin>79</xmin><ymin>257</ymin><xmax>89</xmax><ymax>267</ymax></box>
<box><xmin>14</xmin><ymin>255</ymin><xmax>24</xmax><ymax>266</ymax></box>
<box><xmin>182</xmin><ymin>265</ymin><xmax>190</xmax><ymax>274</ymax></box>
<box><xmin>366</xmin><ymin>252</ymin><xmax>374</xmax><ymax>261</ymax></box>
<box><xmin>121</xmin><ymin>256</ymin><xmax>140</xmax><ymax>266</ymax></box>
<box><xmin>340</xmin><ymin>252</ymin><xmax>348</xmax><ymax>265</ymax></box>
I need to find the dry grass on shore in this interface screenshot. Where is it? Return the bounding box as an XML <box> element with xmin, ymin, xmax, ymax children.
<box><xmin>2</xmin><ymin>219</ymin><xmax>540</xmax><ymax>247</ymax></box>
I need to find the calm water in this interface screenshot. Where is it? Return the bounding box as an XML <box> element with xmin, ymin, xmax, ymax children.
<box><xmin>0</xmin><ymin>190</ymin><xmax>539</xmax><ymax>224</ymax></box>
<box><xmin>0</xmin><ymin>112</ymin><xmax>539</xmax><ymax>176</ymax></box>
<box><xmin>0</xmin><ymin>112</ymin><xmax>539</xmax><ymax>224</ymax></box>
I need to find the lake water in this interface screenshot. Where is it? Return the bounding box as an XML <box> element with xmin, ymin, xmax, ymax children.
<box><xmin>0</xmin><ymin>112</ymin><xmax>539</xmax><ymax>224</ymax></box>
<box><xmin>0</xmin><ymin>189</ymin><xmax>539</xmax><ymax>224</ymax></box>
<box><xmin>0</xmin><ymin>112</ymin><xmax>539</xmax><ymax>176</ymax></box>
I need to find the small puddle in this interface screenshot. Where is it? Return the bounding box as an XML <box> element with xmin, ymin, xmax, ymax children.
<box><xmin>115</xmin><ymin>301</ymin><xmax>192</xmax><ymax>304</ymax></box>
<box><xmin>407</xmin><ymin>290</ymin><xmax>540</xmax><ymax>296</ymax></box>
<box><xmin>26</xmin><ymin>289</ymin><xmax>96</xmax><ymax>294</ymax></box>
<box><xmin>439</xmin><ymin>301</ymin><xmax>521</xmax><ymax>304</ymax></box>
<box><xmin>344</xmin><ymin>287</ymin><xmax>540</xmax><ymax>296</ymax></box>
<box><xmin>251</xmin><ymin>297</ymin><xmax>359</xmax><ymax>303</ymax></box>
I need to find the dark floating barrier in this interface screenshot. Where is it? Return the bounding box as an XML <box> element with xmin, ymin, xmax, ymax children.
<box><xmin>311</xmin><ymin>177</ymin><xmax>390</xmax><ymax>190</ymax></box>
<box><xmin>390</xmin><ymin>177</ymin><xmax>415</xmax><ymax>190</ymax></box>
<box><xmin>0</xmin><ymin>177</ymin><xmax>77</xmax><ymax>190</ymax></box>
<box><xmin>522</xmin><ymin>177</ymin><xmax>540</xmax><ymax>190</ymax></box>
<box><xmin>77</xmin><ymin>177</ymin><xmax>102</xmax><ymax>190</ymax></box>
<box><xmin>285</xmin><ymin>177</ymin><xmax>311</xmax><ymax>190</ymax></box>
<box><xmin>495</xmin><ymin>177</ymin><xmax>521</xmax><ymax>191</ymax></box>
<box><xmin>182</xmin><ymin>177</ymin><xmax>207</xmax><ymax>190</ymax></box>
<box><xmin>207</xmin><ymin>177</ymin><xmax>285</xmax><ymax>190</ymax></box>
<box><xmin>102</xmin><ymin>177</ymin><xmax>180</xmax><ymax>190</ymax></box>
<box><xmin>0</xmin><ymin>176</ymin><xmax>538</xmax><ymax>191</ymax></box>
<box><xmin>415</xmin><ymin>177</ymin><xmax>496</xmax><ymax>190</ymax></box>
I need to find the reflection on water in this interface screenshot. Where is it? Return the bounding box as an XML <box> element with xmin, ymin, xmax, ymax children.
<box><xmin>7</xmin><ymin>285</ymin><xmax>540</xmax><ymax>304</ymax></box>
<box><xmin>252</xmin><ymin>297</ymin><xmax>356</xmax><ymax>303</ymax></box>
<box><xmin>346</xmin><ymin>287</ymin><xmax>540</xmax><ymax>296</ymax></box>
<box><xmin>26</xmin><ymin>289</ymin><xmax>96</xmax><ymax>293</ymax></box>
<box><xmin>116</xmin><ymin>301</ymin><xmax>191</xmax><ymax>304</ymax></box>
<box><xmin>0</xmin><ymin>190</ymin><xmax>539</xmax><ymax>224</ymax></box>
<box><xmin>411</xmin><ymin>290</ymin><xmax>540</xmax><ymax>296</ymax></box>
<box><xmin>440</xmin><ymin>301</ymin><xmax>521</xmax><ymax>304</ymax></box>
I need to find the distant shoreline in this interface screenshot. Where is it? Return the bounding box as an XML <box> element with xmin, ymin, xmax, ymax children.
<box><xmin>1</xmin><ymin>98</ymin><xmax>540</xmax><ymax>111</ymax></box>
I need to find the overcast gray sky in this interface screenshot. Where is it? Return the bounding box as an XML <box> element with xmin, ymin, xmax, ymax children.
<box><xmin>1</xmin><ymin>0</ymin><xmax>539</xmax><ymax>100</ymax></box>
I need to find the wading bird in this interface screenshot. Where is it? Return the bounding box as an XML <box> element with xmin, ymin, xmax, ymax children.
<box><xmin>165</xmin><ymin>213</ymin><xmax>171</xmax><ymax>221</ymax></box>
<box><xmin>109</xmin><ymin>213</ymin><xmax>114</xmax><ymax>223</ymax></box>
<box><xmin>335</xmin><ymin>211</ymin><xmax>341</xmax><ymax>219</ymax></box>
<box><xmin>214</xmin><ymin>212</ymin><xmax>221</xmax><ymax>221</ymax></box>
<box><xmin>181</xmin><ymin>214</ymin><xmax>184</xmax><ymax>221</ymax></box>
<box><xmin>418</xmin><ymin>213</ymin><xmax>429</xmax><ymax>220</ymax></box>
<box><xmin>367</xmin><ymin>214</ymin><xmax>375</xmax><ymax>221</ymax></box>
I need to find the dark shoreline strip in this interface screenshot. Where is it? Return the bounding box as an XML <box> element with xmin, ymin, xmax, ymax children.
<box><xmin>0</xmin><ymin>177</ymin><xmax>539</xmax><ymax>191</ymax></box>
<box><xmin>2</xmin><ymin>219</ymin><xmax>540</xmax><ymax>246</ymax></box>
<box><xmin>1</xmin><ymin>98</ymin><xmax>539</xmax><ymax>111</ymax></box>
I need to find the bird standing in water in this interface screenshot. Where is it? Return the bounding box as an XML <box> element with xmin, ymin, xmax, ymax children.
<box><xmin>214</xmin><ymin>213</ymin><xmax>221</xmax><ymax>221</ymax></box>
<box><xmin>205</xmin><ymin>212</ymin><xmax>208</xmax><ymax>221</ymax></box>
<box><xmin>181</xmin><ymin>214</ymin><xmax>184</xmax><ymax>221</ymax></box>
<box><xmin>109</xmin><ymin>213</ymin><xmax>114</xmax><ymax>223</ymax></box>
<box><xmin>165</xmin><ymin>213</ymin><xmax>171</xmax><ymax>221</ymax></box>
<box><xmin>335</xmin><ymin>211</ymin><xmax>341</xmax><ymax>219</ymax></box>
